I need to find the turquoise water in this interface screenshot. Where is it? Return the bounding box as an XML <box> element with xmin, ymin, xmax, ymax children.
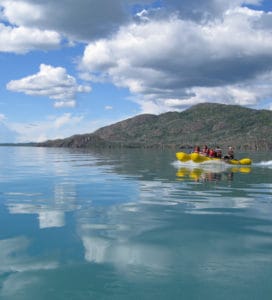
<box><xmin>0</xmin><ymin>146</ymin><xmax>272</xmax><ymax>300</ymax></box>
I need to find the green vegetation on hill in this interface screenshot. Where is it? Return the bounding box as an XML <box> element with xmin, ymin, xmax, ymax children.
<box><xmin>38</xmin><ymin>103</ymin><xmax>272</xmax><ymax>151</ymax></box>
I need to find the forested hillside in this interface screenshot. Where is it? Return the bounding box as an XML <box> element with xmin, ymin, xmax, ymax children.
<box><xmin>38</xmin><ymin>103</ymin><xmax>272</xmax><ymax>151</ymax></box>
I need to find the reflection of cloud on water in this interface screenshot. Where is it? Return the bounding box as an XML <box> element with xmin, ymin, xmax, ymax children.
<box><xmin>76</xmin><ymin>196</ymin><xmax>175</xmax><ymax>274</ymax></box>
<box><xmin>136</xmin><ymin>180</ymin><xmax>253</xmax><ymax>211</ymax></box>
<box><xmin>7</xmin><ymin>204</ymin><xmax>65</xmax><ymax>228</ymax></box>
<box><xmin>5</xmin><ymin>183</ymin><xmax>77</xmax><ymax>229</ymax></box>
<box><xmin>138</xmin><ymin>180</ymin><xmax>180</xmax><ymax>206</ymax></box>
<box><xmin>39</xmin><ymin>210</ymin><xmax>65</xmax><ymax>228</ymax></box>
<box><xmin>75</xmin><ymin>174</ymin><xmax>272</xmax><ymax>274</ymax></box>
<box><xmin>1</xmin><ymin>272</ymin><xmax>40</xmax><ymax>299</ymax></box>
<box><xmin>0</xmin><ymin>236</ymin><xmax>58</xmax><ymax>298</ymax></box>
<box><xmin>81</xmin><ymin>235</ymin><xmax>169</xmax><ymax>272</ymax></box>
<box><xmin>54</xmin><ymin>183</ymin><xmax>77</xmax><ymax>205</ymax></box>
<box><xmin>0</xmin><ymin>236</ymin><xmax>58</xmax><ymax>274</ymax></box>
<box><xmin>82</xmin><ymin>237</ymin><xmax>109</xmax><ymax>263</ymax></box>
<box><xmin>188</xmin><ymin>196</ymin><xmax>252</xmax><ymax>213</ymax></box>
<box><xmin>75</xmin><ymin>198</ymin><xmax>272</xmax><ymax>300</ymax></box>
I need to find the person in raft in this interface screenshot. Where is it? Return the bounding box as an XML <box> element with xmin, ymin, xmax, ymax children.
<box><xmin>224</xmin><ymin>146</ymin><xmax>234</xmax><ymax>160</ymax></box>
<box><xmin>193</xmin><ymin>146</ymin><xmax>200</xmax><ymax>153</ymax></box>
<box><xmin>214</xmin><ymin>146</ymin><xmax>222</xmax><ymax>158</ymax></box>
<box><xmin>208</xmin><ymin>148</ymin><xmax>215</xmax><ymax>158</ymax></box>
<box><xmin>201</xmin><ymin>145</ymin><xmax>209</xmax><ymax>156</ymax></box>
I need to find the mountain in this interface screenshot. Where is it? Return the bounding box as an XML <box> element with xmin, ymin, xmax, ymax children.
<box><xmin>38</xmin><ymin>103</ymin><xmax>272</xmax><ymax>151</ymax></box>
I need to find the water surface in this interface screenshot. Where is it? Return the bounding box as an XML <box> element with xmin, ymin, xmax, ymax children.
<box><xmin>0</xmin><ymin>147</ymin><xmax>272</xmax><ymax>299</ymax></box>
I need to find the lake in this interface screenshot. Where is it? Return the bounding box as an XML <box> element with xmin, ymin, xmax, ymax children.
<box><xmin>0</xmin><ymin>146</ymin><xmax>272</xmax><ymax>300</ymax></box>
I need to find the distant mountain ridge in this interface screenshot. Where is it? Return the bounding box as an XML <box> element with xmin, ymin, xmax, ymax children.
<box><xmin>38</xmin><ymin>103</ymin><xmax>272</xmax><ymax>151</ymax></box>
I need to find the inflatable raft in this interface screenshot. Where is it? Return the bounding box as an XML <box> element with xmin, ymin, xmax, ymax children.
<box><xmin>176</xmin><ymin>152</ymin><xmax>252</xmax><ymax>165</ymax></box>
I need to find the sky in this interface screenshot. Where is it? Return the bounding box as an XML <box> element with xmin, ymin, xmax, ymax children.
<box><xmin>0</xmin><ymin>0</ymin><xmax>272</xmax><ymax>143</ymax></box>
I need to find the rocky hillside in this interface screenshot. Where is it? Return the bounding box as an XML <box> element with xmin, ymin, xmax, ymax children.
<box><xmin>38</xmin><ymin>103</ymin><xmax>272</xmax><ymax>151</ymax></box>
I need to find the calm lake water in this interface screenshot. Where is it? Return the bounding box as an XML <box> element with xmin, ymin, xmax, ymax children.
<box><xmin>0</xmin><ymin>146</ymin><xmax>272</xmax><ymax>300</ymax></box>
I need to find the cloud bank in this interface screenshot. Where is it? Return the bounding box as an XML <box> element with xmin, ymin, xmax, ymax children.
<box><xmin>80</xmin><ymin>5</ymin><xmax>272</xmax><ymax>112</ymax></box>
<box><xmin>0</xmin><ymin>0</ymin><xmax>138</xmax><ymax>42</ymax></box>
<box><xmin>1</xmin><ymin>0</ymin><xmax>272</xmax><ymax>117</ymax></box>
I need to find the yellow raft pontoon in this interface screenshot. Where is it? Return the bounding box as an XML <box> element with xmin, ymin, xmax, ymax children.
<box><xmin>176</xmin><ymin>152</ymin><xmax>252</xmax><ymax>165</ymax></box>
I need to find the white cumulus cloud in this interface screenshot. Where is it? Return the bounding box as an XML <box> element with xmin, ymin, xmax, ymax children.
<box><xmin>79</xmin><ymin>6</ymin><xmax>272</xmax><ymax>112</ymax></box>
<box><xmin>6</xmin><ymin>64</ymin><xmax>91</xmax><ymax>107</ymax></box>
<box><xmin>0</xmin><ymin>0</ymin><xmax>142</xmax><ymax>42</ymax></box>
<box><xmin>0</xmin><ymin>23</ymin><xmax>60</xmax><ymax>53</ymax></box>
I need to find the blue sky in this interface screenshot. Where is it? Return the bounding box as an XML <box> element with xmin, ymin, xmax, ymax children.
<box><xmin>0</xmin><ymin>0</ymin><xmax>272</xmax><ymax>142</ymax></box>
